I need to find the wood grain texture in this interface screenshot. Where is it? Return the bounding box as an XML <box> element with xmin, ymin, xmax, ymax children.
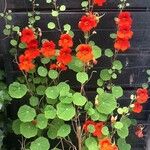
<box><xmin>0</xmin><ymin>0</ymin><xmax>150</xmax><ymax>148</ymax></box>
<box><xmin>1</xmin><ymin>0</ymin><xmax>150</xmax><ymax>11</ymax></box>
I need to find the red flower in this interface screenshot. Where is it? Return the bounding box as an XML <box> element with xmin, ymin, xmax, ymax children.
<box><xmin>136</xmin><ymin>88</ymin><xmax>149</xmax><ymax>104</ymax></box>
<box><xmin>58</xmin><ymin>34</ymin><xmax>73</xmax><ymax>48</ymax></box>
<box><xmin>100</xmin><ymin>138</ymin><xmax>118</xmax><ymax>150</ymax></box>
<box><xmin>117</xmin><ymin>12</ymin><xmax>132</xmax><ymax>28</ymax></box>
<box><xmin>93</xmin><ymin>0</ymin><xmax>106</xmax><ymax>6</ymax></box>
<box><xmin>57</xmin><ymin>48</ymin><xmax>72</xmax><ymax>65</ymax></box>
<box><xmin>133</xmin><ymin>102</ymin><xmax>143</xmax><ymax>113</ymax></box>
<box><xmin>40</xmin><ymin>41</ymin><xmax>56</xmax><ymax>58</ymax></box>
<box><xmin>21</xmin><ymin>28</ymin><xmax>35</xmax><ymax>44</ymax></box>
<box><xmin>83</xmin><ymin>120</ymin><xmax>96</xmax><ymax>133</ymax></box>
<box><xmin>93</xmin><ymin>122</ymin><xmax>104</xmax><ymax>137</ymax></box>
<box><xmin>117</xmin><ymin>26</ymin><xmax>133</xmax><ymax>40</ymax></box>
<box><xmin>114</xmin><ymin>38</ymin><xmax>130</xmax><ymax>52</ymax></box>
<box><xmin>24</xmin><ymin>49</ymin><xmax>40</xmax><ymax>60</ymax></box>
<box><xmin>27</xmin><ymin>39</ymin><xmax>38</xmax><ymax>49</ymax></box>
<box><xmin>78</xmin><ymin>13</ymin><xmax>98</xmax><ymax>32</ymax></box>
<box><xmin>76</xmin><ymin>44</ymin><xmax>93</xmax><ymax>63</ymax></box>
<box><xmin>50</xmin><ymin>63</ymin><xmax>67</xmax><ymax>71</ymax></box>
<box><xmin>18</xmin><ymin>55</ymin><xmax>35</xmax><ymax>72</ymax></box>
<box><xmin>135</xmin><ymin>125</ymin><xmax>144</xmax><ymax>138</ymax></box>
<box><xmin>83</xmin><ymin>120</ymin><xmax>104</xmax><ymax>138</ymax></box>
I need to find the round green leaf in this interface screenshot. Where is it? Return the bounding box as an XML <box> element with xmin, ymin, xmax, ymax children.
<box><xmin>19</xmin><ymin>43</ymin><xmax>26</xmax><ymax>49</ymax></box>
<box><xmin>52</xmin><ymin>10</ymin><xmax>59</xmax><ymax>17</ymax></box>
<box><xmin>36</xmin><ymin>114</ymin><xmax>48</xmax><ymax>129</ymax></box>
<box><xmin>46</xmin><ymin>0</ymin><xmax>52</xmax><ymax>3</ymax></box>
<box><xmin>36</xmin><ymin>85</ymin><xmax>46</xmax><ymax>96</ymax></box>
<box><xmin>10</xmin><ymin>39</ymin><xmax>17</xmax><ymax>46</ymax></box>
<box><xmin>45</xmin><ymin>86</ymin><xmax>59</xmax><ymax>99</ymax></box>
<box><xmin>41</xmin><ymin>58</ymin><xmax>50</xmax><ymax>64</ymax></box>
<box><xmin>76</xmin><ymin>72</ymin><xmax>88</xmax><ymax>84</ymax></box>
<box><xmin>57</xmin><ymin>103</ymin><xmax>75</xmax><ymax>121</ymax></box>
<box><xmin>73</xmin><ymin>92</ymin><xmax>87</xmax><ymax>106</ymax></box>
<box><xmin>29</xmin><ymin>96</ymin><xmax>39</xmax><ymax>106</ymax></box>
<box><xmin>68</xmin><ymin>56</ymin><xmax>84</xmax><ymax>72</ymax></box>
<box><xmin>57</xmin><ymin>82</ymin><xmax>70</xmax><ymax>96</ymax></box>
<box><xmin>47</xmin><ymin>118</ymin><xmax>64</xmax><ymax>139</ymax></box>
<box><xmin>112</xmin><ymin>86</ymin><xmax>123</xmax><ymax>98</ymax></box>
<box><xmin>48</xmin><ymin>70</ymin><xmax>58</xmax><ymax>79</ymax></box>
<box><xmin>48</xmin><ymin>22</ymin><xmax>56</xmax><ymax>29</ymax></box>
<box><xmin>59</xmin><ymin>95</ymin><xmax>73</xmax><ymax>104</ymax></box>
<box><xmin>81</xmin><ymin>1</ymin><xmax>89</xmax><ymax>7</ymax></box>
<box><xmin>101</xmin><ymin>126</ymin><xmax>109</xmax><ymax>135</ymax></box>
<box><xmin>97</xmin><ymin>79</ymin><xmax>103</xmax><ymax>87</ymax></box>
<box><xmin>12</xmin><ymin>119</ymin><xmax>21</xmax><ymax>135</ymax></box>
<box><xmin>18</xmin><ymin>105</ymin><xmax>36</xmax><ymax>122</ymax></box>
<box><xmin>117</xmin><ymin>125</ymin><xmax>129</xmax><ymax>138</ymax></box>
<box><xmin>87</xmin><ymin>124</ymin><xmax>95</xmax><ymax>133</ymax></box>
<box><xmin>30</xmin><ymin>137</ymin><xmax>50</xmax><ymax>150</ymax></box>
<box><xmin>44</xmin><ymin>105</ymin><xmax>56</xmax><ymax>119</ymax></box>
<box><xmin>114</xmin><ymin>122</ymin><xmax>123</xmax><ymax>129</ymax></box>
<box><xmin>100</xmin><ymin>69</ymin><xmax>111</xmax><ymax>81</ymax></box>
<box><xmin>113</xmin><ymin>60</ymin><xmax>123</xmax><ymax>70</ymax></box>
<box><xmin>9</xmin><ymin>82</ymin><xmax>27</xmax><ymax>99</ymax></box>
<box><xmin>105</xmin><ymin>49</ymin><xmax>114</xmax><ymax>57</ymax></box>
<box><xmin>57</xmin><ymin>124</ymin><xmax>71</xmax><ymax>137</ymax></box>
<box><xmin>20</xmin><ymin>122</ymin><xmax>38</xmax><ymax>138</ymax></box>
<box><xmin>96</xmin><ymin>92</ymin><xmax>117</xmax><ymax>115</ymax></box>
<box><xmin>63</xmin><ymin>24</ymin><xmax>71</xmax><ymax>31</ymax></box>
<box><xmin>117</xmin><ymin>138</ymin><xmax>131</xmax><ymax>150</ymax></box>
<box><xmin>37</xmin><ymin>66</ymin><xmax>48</xmax><ymax>77</ymax></box>
<box><xmin>60</xmin><ymin>5</ymin><xmax>66</xmax><ymax>11</ymax></box>
<box><xmin>110</xmin><ymin>33</ymin><xmax>117</xmax><ymax>39</ymax></box>
<box><xmin>85</xmin><ymin>137</ymin><xmax>98</xmax><ymax>150</ymax></box>
<box><xmin>117</xmin><ymin>108</ymin><xmax>123</xmax><ymax>114</ymax></box>
<box><xmin>92</xmin><ymin>45</ymin><xmax>102</xmax><ymax>59</ymax></box>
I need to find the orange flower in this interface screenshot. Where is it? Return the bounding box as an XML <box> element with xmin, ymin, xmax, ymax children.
<box><xmin>136</xmin><ymin>88</ymin><xmax>149</xmax><ymax>104</ymax></box>
<box><xmin>83</xmin><ymin>120</ymin><xmax>104</xmax><ymax>138</ymax></box>
<box><xmin>50</xmin><ymin>63</ymin><xmax>67</xmax><ymax>71</ymax></box>
<box><xmin>58</xmin><ymin>34</ymin><xmax>73</xmax><ymax>48</ymax></box>
<box><xmin>116</xmin><ymin>12</ymin><xmax>132</xmax><ymax>28</ymax></box>
<box><xmin>21</xmin><ymin>28</ymin><xmax>35</xmax><ymax>44</ymax></box>
<box><xmin>78</xmin><ymin>13</ymin><xmax>98</xmax><ymax>32</ymax></box>
<box><xmin>93</xmin><ymin>122</ymin><xmax>104</xmax><ymax>138</ymax></box>
<box><xmin>18</xmin><ymin>55</ymin><xmax>35</xmax><ymax>72</ymax></box>
<box><xmin>117</xmin><ymin>26</ymin><xmax>133</xmax><ymax>40</ymax></box>
<box><xmin>57</xmin><ymin>48</ymin><xmax>72</xmax><ymax>65</ymax></box>
<box><xmin>93</xmin><ymin>0</ymin><xmax>106</xmax><ymax>6</ymax></box>
<box><xmin>114</xmin><ymin>38</ymin><xmax>130</xmax><ymax>52</ymax></box>
<box><xmin>132</xmin><ymin>102</ymin><xmax>143</xmax><ymax>113</ymax></box>
<box><xmin>24</xmin><ymin>49</ymin><xmax>40</xmax><ymax>60</ymax></box>
<box><xmin>27</xmin><ymin>39</ymin><xmax>38</xmax><ymax>49</ymax></box>
<box><xmin>40</xmin><ymin>41</ymin><xmax>56</xmax><ymax>58</ymax></box>
<box><xmin>100</xmin><ymin>138</ymin><xmax>118</xmax><ymax>150</ymax></box>
<box><xmin>76</xmin><ymin>44</ymin><xmax>93</xmax><ymax>63</ymax></box>
<box><xmin>83</xmin><ymin>120</ymin><xmax>96</xmax><ymax>133</ymax></box>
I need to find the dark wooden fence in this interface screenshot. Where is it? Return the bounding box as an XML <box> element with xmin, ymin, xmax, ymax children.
<box><xmin>0</xmin><ymin>0</ymin><xmax>150</xmax><ymax>149</ymax></box>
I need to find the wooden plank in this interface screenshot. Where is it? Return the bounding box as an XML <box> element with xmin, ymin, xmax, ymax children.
<box><xmin>4</xmin><ymin>0</ymin><xmax>150</xmax><ymax>10</ymax></box>
<box><xmin>10</xmin><ymin>12</ymin><xmax>150</xmax><ymax>30</ymax></box>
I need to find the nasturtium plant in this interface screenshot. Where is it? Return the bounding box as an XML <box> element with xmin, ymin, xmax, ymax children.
<box><xmin>8</xmin><ymin>82</ymin><xmax>27</xmax><ymax>98</ymax></box>
<box><xmin>56</xmin><ymin>103</ymin><xmax>75</xmax><ymax>121</ymax></box>
<box><xmin>45</xmin><ymin>86</ymin><xmax>59</xmax><ymax>99</ymax></box>
<box><xmin>76</xmin><ymin>72</ymin><xmax>88</xmax><ymax>84</ymax></box>
<box><xmin>1</xmin><ymin>0</ymin><xmax>145</xmax><ymax>149</ymax></box>
<box><xmin>30</xmin><ymin>137</ymin><xmax>50</xmax><ymax>150</ymax></box>
<box><xmin>96</xmin><ymin>92</ymin><xmax>117</xmax><ymax>114</ymax></box>
<box><xmin>20</xmin><ymin>122</ymin><xmax>38</xmax><ymax>138</ymax></box>
<box><xmin>18</xmin><ymin>105</ymin><xmax>36</xmax><ymax>122</ymax></box>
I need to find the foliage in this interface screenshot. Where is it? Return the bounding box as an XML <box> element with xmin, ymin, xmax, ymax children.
<box><xmin>0</xmin><ymin>0</ymin><xmax>146</xmax><ymax>149</ymax></box>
